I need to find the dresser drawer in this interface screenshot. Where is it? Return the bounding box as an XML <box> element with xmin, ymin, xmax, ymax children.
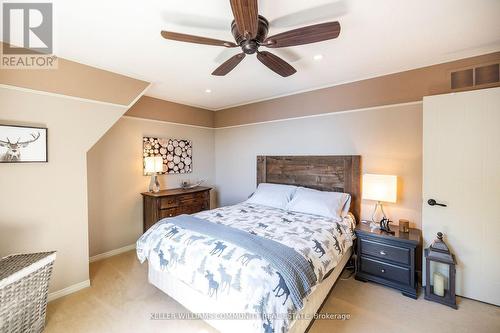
<box><xmin>160</xmin><ymin>197</ymin><xmax>179</xmax><ymax>209</ymax></box>
<box><xmin>178</xmin><ymin>192</ymin><xmax>207</xmax><ymax>205</ymax></box>
<box><xmin>183</xmin><ymin>204</ymin><xmax>207</xmax><ymax>215</ymax></box>
<box><xmin>142</xmin><ymin>187</ymin><xmax>211</xmax><ymax>233</ymax></box>
<box><xmin>359</xmin><ymin>238</ymin><xmax>410</xmax><ymax>265</ymax></box>
<box><xmin>159</xmin><ymin>207</ymin><xmax>179</xmax><ymax>219</ymax></box>
<box><xmin>360</xmin><ymin>256</ymin><xmax>410</xmax><ymax>285</ymax></box>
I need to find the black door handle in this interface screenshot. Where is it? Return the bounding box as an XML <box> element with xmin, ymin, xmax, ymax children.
<box><xmin>428</xmin><ymin>199</ymin><xmax>447</xmax><ymax>207</ymax></box>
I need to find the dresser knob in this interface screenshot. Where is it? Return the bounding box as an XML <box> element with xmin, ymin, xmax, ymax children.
<box><xmin>169</xmin><ymin>214</ymin><xmax>173</xmax><ymax>217</ymax></box>
<box><xmin>381</xmin><ymin>269</ymin><xmax>386</xmax><ymax>273</ymax></box>
<box><xmin>380</xmin><ymin>251</ymin><xmax>386</xmax><ymax>256</ymax></box>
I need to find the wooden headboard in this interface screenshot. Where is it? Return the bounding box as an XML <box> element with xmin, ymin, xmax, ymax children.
<box><xmin>257</xmin><ymin>155</ymin><xmax>361</xmax><ymax>222</ymax></box>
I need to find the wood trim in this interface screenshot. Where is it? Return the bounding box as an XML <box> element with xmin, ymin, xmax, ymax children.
<box><xmin>256</xmin><ymin>155</ymin><xmax>361</xmax><ymax>222</ymax></box>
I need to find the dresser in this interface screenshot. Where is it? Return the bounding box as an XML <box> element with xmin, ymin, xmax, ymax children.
<box><xmin>141</xmin><ymin>186</ymin><xmax>211</xmax><ymax>233</ymax></box>
<box><xmin>355</xmin><ymin>223</ymin><xmax>421</xmax><ymax>299</ymax></box>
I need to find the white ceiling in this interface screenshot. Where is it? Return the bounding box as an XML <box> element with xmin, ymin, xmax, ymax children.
<box><xmin>52</xmin><ymin>1</ymin><xmax>500</xmax><ymax>109</ymax></box>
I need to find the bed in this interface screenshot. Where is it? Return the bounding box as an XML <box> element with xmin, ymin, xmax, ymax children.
<box><xmin>137</xmin><ymin>155</ymin><xmax>361</xmax><ymax>333</ymax></box>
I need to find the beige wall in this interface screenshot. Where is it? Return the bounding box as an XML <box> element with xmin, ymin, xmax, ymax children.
<box><xmin>87</xmin><ymin>117</ymin><xmax>215</xmax><ymax>257</ymax></box>
<box><xmin>0</xmin><ymin>87</ymin><xmax>126</xmax><ymax>292</ymax></box>
<box><xmin>125</xmin><ymin>96</ymin><xmax>215</xmax><ymax>128</ymax></box>
<box><xmin>215</xmin><ymin>103</ymin><xmax>423</xmax><ymax>228</ymax></box>
<box><xmin>0</xmin><ymin>43</ymin><xmax>149</xmax><ymax>106</ymax></box>
<box><xmin>214</xmin><ymin>52</ymin><xmax>500</xmax><ymax>127</ymax></box>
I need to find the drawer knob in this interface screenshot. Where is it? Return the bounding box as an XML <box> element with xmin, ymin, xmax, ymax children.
<box><xmin>381</xmin><ymin>269</ymin><xmax>386</xmax><ymax>273</ymax></box>
<box><xmin>169</xmin><ymin>214</ymin><xmax>173</xmax><ymax>217</ymax></box>
<box><xmin>380</xmin><ymin>250</ymin><xmax>387</xmax><ymax>256</ymax></box>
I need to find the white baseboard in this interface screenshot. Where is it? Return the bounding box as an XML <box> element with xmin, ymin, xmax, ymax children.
<box><xmin>89</xmin><ymin>243</ymin><xmax>136</xmax><ymax>263</ymax></box>
<box><xmin>48</xmin><ymin>279</ymin><xmax>90</xmax><ymax>302</ymax></box>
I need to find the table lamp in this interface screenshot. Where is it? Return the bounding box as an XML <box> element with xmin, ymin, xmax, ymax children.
<box><xmin>144</xmin><ymin>156</ymin><xmax>163</xmax><ymax>193</ymax></box>
<box><xmin>362</xmin><ymin>174</ymin><xmax>397</xmax><ymax>229</ymax></box>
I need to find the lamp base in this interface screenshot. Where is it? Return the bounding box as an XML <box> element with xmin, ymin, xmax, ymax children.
<box><xmin>371</xmin><ymin>201</ymin><xmax>387</xmax><ymax>223</ymax></box>
<box><xmin>149</xmin><ymin>173</ymin><xmax>160</xmax><ymax>193</ymax></box>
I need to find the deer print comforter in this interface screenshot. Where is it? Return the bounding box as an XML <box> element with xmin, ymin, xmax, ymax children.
<box><xmin>136</xmin><ymin>202</ymin><xmax>356</xmax><ymax>333</ymax></box>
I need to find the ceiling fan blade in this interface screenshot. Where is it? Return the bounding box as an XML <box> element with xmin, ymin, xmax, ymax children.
<box><xmin>230</xmin><ymin>0</ymin><xmax>258</xmax><ymax>39</ymax></box>
<box><xmin>161</xmin><ymin>31</ymin><xmax>237</xmax><ymax>47</ymax></box>
<box><xmin>212</xmin><ymin>53</ymin><xmax>246</xmax><ymax>76</ymax></box>
<box><xmin>256</xmin><ymin>51</ymin><xmax>296</xmax><ymax>77</ymax></box>
<box><xmin>264</xmin><ymin>21</ymin><xmax>341</xmax><ymax>48</ymax></box>
<box><xmin>270</xmin><ymin>1</ymin><xmax>348</xmax><ymax>28</ymax></box>
<box><xmin>214</xmin><ymin>48</ymin><xmax>241</xmax><ymax>63</ymax></box>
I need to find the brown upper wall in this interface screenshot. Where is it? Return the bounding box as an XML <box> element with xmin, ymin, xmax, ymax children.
<box><xmin>125</xmin><ymin>95</ymin><xmax>215</xmax><ymax>128</ymax></box>
<box><xmin>214</xmin><ymin>52</ymin><xmax>500</xmax><ymax>127</ymax></box>
<box><xmin>0</xmin><ymin>43</ymin><xmax>149</xmax><ymax>106</ymax></box>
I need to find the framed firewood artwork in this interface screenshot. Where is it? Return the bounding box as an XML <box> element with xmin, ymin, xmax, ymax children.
<box><xmin>0</xmin><ymin>124</ymin><xmax>48</xmax><ymax>163</ymax></box>
<box><xmin>143</xmin><ymin>137</ymin><xmax>192</xmax><ymax>174</ymax></box>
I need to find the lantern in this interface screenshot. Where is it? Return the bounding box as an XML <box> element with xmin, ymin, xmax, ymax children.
<box><xmin>424</xmin><ymin>232</ymin><xmax>457</xmax><ymax>309</ymax></box>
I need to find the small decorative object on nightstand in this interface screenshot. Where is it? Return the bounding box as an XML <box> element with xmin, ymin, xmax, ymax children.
<box><xmin>355</xmin><ymin>223</ymin><xmax>421</xmax><ymax>299</ymax></box>
<box><xmin>424</xmin><ymin>232</ymin><xmax>457</xmax><ymax>309</ymax></box>
<box><xmin>180</xmin><ymin>179</ymin><xmax>205</xmax><ymax>190</ymax></box>
<box><xmin>399</xmin><ymin>219</ymin><xmax>410</xmax><ymax>233</ymax></box>
<box><xmin>141</xmin><ymin>186</ymin><xmax>211</xmax><ymax>232</ymax></box>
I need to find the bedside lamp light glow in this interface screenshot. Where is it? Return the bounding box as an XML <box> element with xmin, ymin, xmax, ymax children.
<box><xmin>144</xmin><ymin>156</ymin><xmax>163</xmax><ymax>192</ymax></box>
<box><xmin>362</xmin><ymin>174</ymin><xmax>397</xmax><ymax>223</ymax></box>
<box><xmin>144</xmin><ymin>156</ymin><xmax>163</xmax><ymax>173</ymax></box>
<box><xmin>362</xmin><ymin>174</ymin><xmax>397</xmax><ymax>203</ymax></box>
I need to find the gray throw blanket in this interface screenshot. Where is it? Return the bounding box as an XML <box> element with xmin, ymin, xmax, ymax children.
<box><xmin>162</xmin><ymin>214</ymin><xmax>317</xmax><ymax>309</ymax></box>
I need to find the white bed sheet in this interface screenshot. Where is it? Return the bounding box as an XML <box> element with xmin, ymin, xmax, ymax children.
<box><xmin>148</xmin><ymin>247</ymin><xmax>352</xmax><ymax>333</ymax></box>
<box><xmin>137</xmin><ymin>202</ymin><xmax>356</xmax><ymax>333</ymax></box>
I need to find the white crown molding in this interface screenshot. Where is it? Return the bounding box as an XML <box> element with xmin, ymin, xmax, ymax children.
<box><xmin>215</xmin><ymin>101</ymin><xmax>423</xmax><ymax>129</ymax></box>
<box><xmin>209</xmin><ymin>48</ymin><xmax>500</xmax><ymax>111</ymax></box>
<box><xmin>126</xmin><ymin>83</ymin><xmax>151</xmax><ymax>108</ymax></box>
<box><xmin>0</xmin><ymin>84</ymin><xmax>129</xmax><ymax>108</ymax></box>
<box><xmin>0</xmin><ymin>82</ymin><xmax>151</xmax><ymax>109</ymax></box>
<box><xmin>121</xmin><ymin>115</ymin><xmax>214</xmax><ymax>130</ymax></box>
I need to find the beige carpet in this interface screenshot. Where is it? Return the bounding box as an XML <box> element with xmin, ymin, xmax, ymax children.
<box><xmin>45</xmin><ymin>250</ymin><xmax>499</xmax><ymax>333</ymax></box>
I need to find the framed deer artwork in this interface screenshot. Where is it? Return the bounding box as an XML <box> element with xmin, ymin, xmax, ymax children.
<box><xmin>0</xmin><ymin>124</ymin><xmax>48</xmax><ymax>163</ymax></box>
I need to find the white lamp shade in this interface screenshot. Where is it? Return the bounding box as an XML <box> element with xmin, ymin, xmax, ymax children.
<box><xmin>362</xmin><ymin>174</ymin><xmax>397</xmax><ymax>203</ymax></box>
<box><xmin>144</xmin><ymin>156</ymin><xmax>164</xmax><ymax>173</ymax></box>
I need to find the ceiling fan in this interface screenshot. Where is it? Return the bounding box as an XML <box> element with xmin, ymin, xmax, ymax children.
<box><xmin>160</xmin><ymin>0</ymin><xmax>341</xmax><ymax>77</ymax></box>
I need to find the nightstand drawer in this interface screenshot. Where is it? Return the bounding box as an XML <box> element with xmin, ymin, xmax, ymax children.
<box><xmin>359</xmin><ymin>238</ymin><xmax>410</xmax><ymax>265</ymax></box>
<box><xmin>160</xmin><ymin>197</ymin><xmax>179</xmax><ymax>209</ymax></box>
<box><xmin>360</xmin><ymin>256</ymin><xmax>410</xmax><ymax>285</ymax></box>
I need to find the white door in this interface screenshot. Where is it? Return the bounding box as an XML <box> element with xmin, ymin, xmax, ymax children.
<box><xmin>423</xmin><ymin>87</ymin><xmax>500</xmax><ymax>305</ymax></box>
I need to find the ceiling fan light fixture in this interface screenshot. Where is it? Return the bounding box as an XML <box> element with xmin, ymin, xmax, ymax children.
<box><xmin>160</xmin><ymin>1</ymin><xmax>340</xmax><ymax>77</ymax></box>
<box><xmin>205</xmin><ymin>89</ymin><xmax>212</xmax><ymax>93</ymax></box>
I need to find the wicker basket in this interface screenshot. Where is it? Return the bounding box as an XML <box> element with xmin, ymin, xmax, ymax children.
<box><xmin>0</xmin><ymin>252</ymin><xmax>56</xmax><ymax>333</ymax></box>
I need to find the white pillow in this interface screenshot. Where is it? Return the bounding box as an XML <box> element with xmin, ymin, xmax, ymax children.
<box><xmin>246</xmin><ymin>183</ymin><xmax>298</xmax><ymax>210</ymax></box>
<box><xmin>286</xmin><ymin>187</ymin><xmax>351</xmax><ymax>221</ymax></box>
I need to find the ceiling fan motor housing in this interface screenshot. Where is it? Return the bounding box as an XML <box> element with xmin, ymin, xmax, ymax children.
<box><xmin>231</xmin><ymin>15</ymin><xmax>269</xmax><ymax>54</ymax></box>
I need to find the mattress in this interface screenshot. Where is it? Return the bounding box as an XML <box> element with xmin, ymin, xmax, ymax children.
<box><xmin>137</xmin><ymin>202</ymin><xmax>356</xmax><ymax>333</ymax></box>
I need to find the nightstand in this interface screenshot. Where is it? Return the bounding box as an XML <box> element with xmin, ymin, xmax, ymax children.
<box><xmin>355</xmin><ymin>223</ymin><xmax>421</xmax><ymax>299</ymax></box>
<box><xmin>141</xmin><ymin>186</ymin><xmax>211</xmax><ymax>233</ymax></box>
